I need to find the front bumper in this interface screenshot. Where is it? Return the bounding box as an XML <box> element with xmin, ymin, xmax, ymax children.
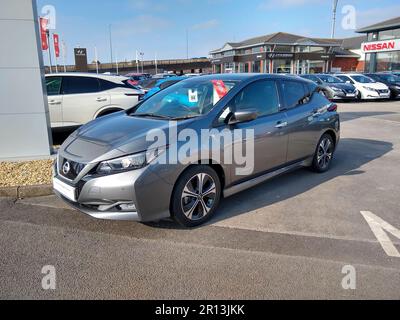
<box><xmin>53</xmin><ymin>162</ymin><xmax>178</xmax><ymax>222</ymax></box>
<box><xmin>331</xmin><ymin>90</ymin><xmax>358</xmax><ymax>100</ymax></box>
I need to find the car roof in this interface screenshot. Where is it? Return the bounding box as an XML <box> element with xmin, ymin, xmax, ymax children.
<box><xmin>45</xmin><ymin>72</ymin><xmax>129</xmax><ymax>83</ymax></box>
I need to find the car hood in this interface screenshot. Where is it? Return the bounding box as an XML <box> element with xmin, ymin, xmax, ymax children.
<box><xmin>327</xmin><ymin>83</ymin><xmax>355</xmax><ymax>91</ymax></box>
<box><xmin>359</xmin><ymin>82</ymin><xmax>389</xmax><ymax>89</ymax></box>
<box><xmin>59</xmin><ymin>112</ymin><xmax>194</xmax><ymax>164</ymax></box>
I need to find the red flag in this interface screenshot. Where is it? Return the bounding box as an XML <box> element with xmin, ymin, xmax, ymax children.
<box><xmin>53</xmin><ymin>34</ymin><xmax>60</xmax><ymax>58</ymax></box>
<box><xmin>40</xmin><ymin>18</ymin><xmax>48</xmax><ymax>50</ymax></box>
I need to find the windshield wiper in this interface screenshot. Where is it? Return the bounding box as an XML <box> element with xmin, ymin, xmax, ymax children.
<box><xmin>171</xmin><ymin>115</ymin><xmax>201</xmax><ymax>120</ymax></box>
<box><xmin>130</xmin><ymin>113</ymin><xmax>172</xmax><ymax>120</ymax></box>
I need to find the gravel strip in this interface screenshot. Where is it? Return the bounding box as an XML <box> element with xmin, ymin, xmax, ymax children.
<box><xmin>0</xmin><ymin>160</ymin><xmax>53</xmax><ymax>187</ymax></box>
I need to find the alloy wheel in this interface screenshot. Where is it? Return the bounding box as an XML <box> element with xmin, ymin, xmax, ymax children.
<box><xmin>181</xmin><ymin>173</ymin><xmax>217</xmax><ymax>221</ymax></box>
<box><xmin>317</xmin><ymin>137</ymin><xmax>334</xmax><ymax>170</ymax></box>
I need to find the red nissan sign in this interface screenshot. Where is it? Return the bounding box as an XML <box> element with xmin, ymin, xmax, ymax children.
<box><xmin>39</xmin><ymin>18</ymin><xmax>48</xmax><ymax>51</ymax></box>
<box><xmin>53</xmin><ymin>34</ymin><xmax>60</xmax><ymax>58</ymax></box>
<box><xmin>361</xmin><ymin>39</ymin><xmax>400</xmax><ymax>53</ymax></box>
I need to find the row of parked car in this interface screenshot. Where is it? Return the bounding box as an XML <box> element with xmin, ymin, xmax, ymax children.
<box><xmin>45</xmin><ymin>70</ymin><xmax>399</xmax><ymax>130</ymax></box>
<box><xmin>299</xmin><ymin>72</ymin><xmax>400</xmax><ymax>101</ymax></box>
<box><xmin>44</xmin><ymin>72</ymin><xmax>202</xmax><ymax>129</ymax></box>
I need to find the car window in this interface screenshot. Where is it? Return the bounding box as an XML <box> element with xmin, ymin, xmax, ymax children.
<box><xmin>132</xmin><ymin>79</ymin><xmax>239</xmax><ymax>119</ymax></box>
<box><xmin>159</xmin><ymin>80</ymin><xmax>180</xmax><ymax>90</ymax></box>
<box><xmin>63</xmin><ymin>76</ymin><xmax>100</xmax><ymax>94</ymax></box>
<box><xmin>46</xmin><ymin>77</ymin><xmax>62</xmax><ymax>96</ymax></box>
<box><xmin>228</xmin><ymin>80</ymin><xmax>280</xmax><ymax>117</ymax></box>
<box><xmin>318</xmin><ymin>75</ymin><xmax>344</xmax><ymax>83</ymax></box>
<box><xmin>281</xmin><ymin>80</ymin><xmax>307</xmax><ymax>109</ymax></box>
<box><xmin>99</xmin><ymin>79</ymin><xmax>118</xmax><ymax>91</ymax></box>
<box><xmin>336</xmin><ymin>75</ymin><xmax>353</xmax><ymax>84</ymax></box>
<box><xmin>352</xmin><ymin>75</ymin><xmax>375</xmax><ymax>83</ymax></box>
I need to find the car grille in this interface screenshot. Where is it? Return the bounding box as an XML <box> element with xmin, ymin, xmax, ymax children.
<box><xmin>59</xmin><ymin>157</ymin><xmax>86</xmax><ymax>180</ymax></box>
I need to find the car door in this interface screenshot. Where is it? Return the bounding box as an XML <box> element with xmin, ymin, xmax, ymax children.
<box><xmin>281</xmin><ymin>79</ymin><xmax>321</xmax><ymax>163</ymax></box>
<box><xmin>61</xmin><ymin>76</ymin><xmax>111</xmax><ymax>126</ymax></box>
<box><xmin>220</xmin><ymin>79</ymin><xmax>289</xmax><ymax>181</ymax></box>
<box><xmin>45</xmin><ymin>76</ymin><xmax>63</xmax><ymax>127</ymax></box>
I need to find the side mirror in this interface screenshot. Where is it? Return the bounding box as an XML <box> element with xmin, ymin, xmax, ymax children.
<box><xmin>228</xmin><ymin>110</ymin><xmax>258</xmax><ymax>125</ymax></box>
<box><xmin>346</xmin><ymin>80</ymin><xmax>351</xmax><ymax>84</ymax></box>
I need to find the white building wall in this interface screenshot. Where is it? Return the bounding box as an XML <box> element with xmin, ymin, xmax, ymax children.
<box><xmin>0</xmin><ymin>0</ymin><xmax>52</xmax><ymax>160</ymax></box>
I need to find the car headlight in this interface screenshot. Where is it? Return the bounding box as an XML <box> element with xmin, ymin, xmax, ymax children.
<box><xmin>331</xmin><ymin>87</ymin><xmax>342</xmax><ymax>92</ymax></box>
<box><xmin>363</xmin><ymin>86</ymin><xmax>377</xmax><ymax>92</ymax></box>
<box><xmin>97</xmin><ymin>147</ymin><xmax>167</xmax><ymax>174</ymax></box>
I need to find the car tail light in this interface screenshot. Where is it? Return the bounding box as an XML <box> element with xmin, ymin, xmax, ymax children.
<box><xmin>327</xmin><ymin>103</ymin><xmax>337</xmax><ymax>112</ymax></box>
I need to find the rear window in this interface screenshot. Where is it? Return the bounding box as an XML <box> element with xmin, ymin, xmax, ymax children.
<box><xmin>282</xmin><ymin>81</ymin><xmax>307</xmax><ymax>108</ymax></box>
<box><xmin>63</xmin><ymin>76</ymin><xmax>100</xmax><ymax>94</ymax></box>
<box><xmin>46</xmin><ymin>77</ymin><xmax>62</xmax><ymax>96</ymax></box>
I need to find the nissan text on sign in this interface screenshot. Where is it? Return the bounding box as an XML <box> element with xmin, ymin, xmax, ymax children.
<box><xmin>361</xmin><ymin>39</ymin><xmax>400</xmax><ymax>53</ymax></box>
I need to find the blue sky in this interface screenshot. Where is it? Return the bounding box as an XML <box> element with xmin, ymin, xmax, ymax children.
<box><xmin>36</xmin><ymin>0</ymin><xmax>400</xmax><ymax>65</ymax></box>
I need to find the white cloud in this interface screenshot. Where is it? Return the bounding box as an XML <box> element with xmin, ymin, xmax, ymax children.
<box><xmin>192</xmin><ymin>19</ymin><xmax>219</xmax><ymax>30</ymax></box>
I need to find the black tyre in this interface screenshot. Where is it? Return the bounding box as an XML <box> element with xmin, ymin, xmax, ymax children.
<box><xmin>311</xmin><ymin>134</ymin><xmax>335</xmax><ymax>173</ymax></box>
<box><xmin>171</xmin><ymin>165</ymin><xmax>221</xmax><ymax>228</ymax></box>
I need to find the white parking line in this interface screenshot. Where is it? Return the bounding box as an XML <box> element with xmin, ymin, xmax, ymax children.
<box><xmin>360</xmin><ymin>211</ymin><xmax>400</xmax><ymax>258</ymax></box>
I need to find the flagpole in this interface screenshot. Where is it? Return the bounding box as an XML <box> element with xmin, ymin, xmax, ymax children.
<box><xmin>136</xmin><ymin>50</ymin><xmax>139</xmax><ymax>73</ymax></box>
<box><xmin>116</xmin><ymin>51</ymin><xmax>119</xmax><ymax>75</ymax></box>
<box><xmin>46</xmin><ymin>31</ymin><xmax>53</xmax><ymax>73</ymax></box>
<box><xmin>62</xmin><ymin>40</ymin><xmax>67</xmax><ymax>72</ymax></box>
<box><xmin>155</xmin><ymin>52</ymin><xmax>158</xmax><ymax>75</ymax></box>
<box><xmin>95</xmin><ymin>46</ymin><xmax>99</xmax><ymax>74</ymax></box>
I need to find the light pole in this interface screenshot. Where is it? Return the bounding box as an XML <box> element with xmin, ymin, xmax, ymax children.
<box><xmin>109</xmin><ymin>24</ymin><xmax>114</xmax><ymax>72</ymax></box>
<box><xmin>46</xmin><ymin>30</ymin><xmax>53</xmax><ymax>73</ymax></box>
<box><xmin>140</xmin><ymin>52</ymin><xmax>144</xmax><ymax>73</ymax></box>
<box><xmin>331</xmin><ymin>0</ymin><xmax>339</xmax><ymax>39</ymax></box>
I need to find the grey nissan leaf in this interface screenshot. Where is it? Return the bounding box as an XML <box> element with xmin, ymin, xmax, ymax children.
<box><xmin>53</xmin><ymin>74</ymin><xmax>340</xmax><ymax>227</ymax></box>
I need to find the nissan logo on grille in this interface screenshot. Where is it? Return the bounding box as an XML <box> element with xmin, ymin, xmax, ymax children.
<box><xmin>62</xmin><ymin>161</ymin><xmax>71</xmax><ymax>175</ymax></box>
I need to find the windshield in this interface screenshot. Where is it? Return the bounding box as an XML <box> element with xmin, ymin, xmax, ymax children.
<box><xmin>131</xmin><ymin>78</ymin><xmax>239</xmax><ymax>119</ymax></box>
<box><xmin>378</xmin><ymin>74</ymin><xmax>400</xmax><ymax>83</ymax></box>
<box><xmin>318</xmin><ymin>75</ymin><xmax>344</xmax><ymax>83</ymax></box>
<box><xmin>352</xmin><ymin>75</ymin><xmax>376</xmax><ymax>83</ymax></box>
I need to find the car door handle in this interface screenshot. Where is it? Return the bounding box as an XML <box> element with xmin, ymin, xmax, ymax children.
<box><xmin>96</xmin><ymin>97</ymin><xmax>107</xmax><ymax>102</ymax></box>
<box><xmin>49</xmin><ymin>100</ymin><xmax>61</xmax><ymax>105</ymax></box>
<box><xmin>275</xmin><ymin>121</ymin><xmax>288</xmax><ymax>129</ymax></box>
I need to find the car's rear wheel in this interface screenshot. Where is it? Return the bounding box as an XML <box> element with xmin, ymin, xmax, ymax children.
<box><xmin>171</xmin><ymin>166</ymin><xmax>221</xmax><ymax>227</ymax></box>
<box><xmin>312</xmin><ymin>134</ymin><xmax>335</xmax><ymax>173</ymax></box>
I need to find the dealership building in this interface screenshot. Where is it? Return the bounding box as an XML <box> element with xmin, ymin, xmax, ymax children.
<box><xmin>210</xmin><ymin>32</ymin><xmax>342</xmax><ymax>74</ymax></box>
<box><xmin>357</xmin><ymin>16</ymin><xmax>400</xmax><ymax>72</ymax></box>
<box><xmin>210</xmin><ymin>17</ymin><xmax>400</xmax><ymax>74</ymax></box>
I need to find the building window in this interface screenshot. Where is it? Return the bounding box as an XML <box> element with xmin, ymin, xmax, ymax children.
<box><xmin>379</xmin><ymin>28</ymin><xmax>400</xmax><ymax>40</ymax></box>
<box><xmin>274</xmin><ymin>45</ymin><xmax>293</xmax><ymax>52</ymax></box>
<box><xmin>376</xmin><ymin>51</ymin><xmax>400</xmax><ymax>71</ymax></box>
<box><xmin>252</xmin><ymin>60</ymin><xmax>261</xmax><ymax>73</ymax></box>
<box><xmin>273</xmin><ymin>59</ymin><xmax>291</xmax><ymax>73</ymax></box>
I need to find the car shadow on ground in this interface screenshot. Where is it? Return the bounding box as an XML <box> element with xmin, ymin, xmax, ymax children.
<box><xmin>146</xmin><ymin>137</ymin><xmax>392</xmax><ymax>229</ymax></box>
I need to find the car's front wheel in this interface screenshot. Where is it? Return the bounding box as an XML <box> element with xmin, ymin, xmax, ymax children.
<box><xmin>171</xmin><ymin>166</ymin><xmax>221</xmax><ymax>227</ymax></box>
<box><xmin>311</xmin><ymin>134</ymin><xmax>335</xmax><ymax>173</ymax></box>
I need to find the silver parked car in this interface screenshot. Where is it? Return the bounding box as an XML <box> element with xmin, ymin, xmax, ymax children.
<box><xmin>53</xmin><ymin>74</ymin><xmax>340</xmax><ymax>227</ymax></box>
<box><xmin>45</xmin><ymin>73</ymin><xmax>144</xmax><ymax>128</ymax></box>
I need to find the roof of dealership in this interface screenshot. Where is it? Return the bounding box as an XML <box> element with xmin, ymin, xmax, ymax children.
<box><xmin>356</xmin><ymin>16</ymin><xmax>400</xmax><ymax>33</ymax></box>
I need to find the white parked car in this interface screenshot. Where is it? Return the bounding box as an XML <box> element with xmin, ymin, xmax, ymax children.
<box><xmin>45</xmin><ymin>73</ymin><xmax>144</xmax><ymax>128</ymax></box>
<box><xmin>335</xmin><ymin>73</ymin><xmax>390</xmax><ymax>100</ymax></box>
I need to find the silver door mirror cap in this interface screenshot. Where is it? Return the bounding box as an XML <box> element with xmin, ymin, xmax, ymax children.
<box><xmin>228</xmin><ymin>110</ymin><xmax>258</xmax><ymax>125</ymax></box>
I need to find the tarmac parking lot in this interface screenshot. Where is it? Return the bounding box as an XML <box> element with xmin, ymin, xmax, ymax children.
<box><xmin>1</xmin><ymin>100</ymin><xmax>400</xmax><ymax>299</ymax></box>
